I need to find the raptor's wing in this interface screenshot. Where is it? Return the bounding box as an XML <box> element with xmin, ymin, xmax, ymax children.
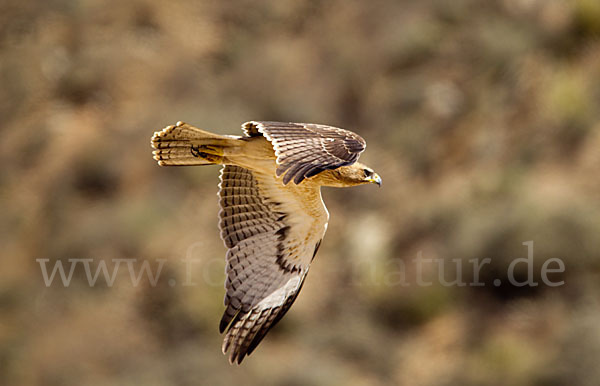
<box><xmin>242</xmin><ymin>121</ymin><xmax>366</xmax><ymax>184</ymax></box>
<box><xmin>218</xmin><ymin>165</ymin><xmax>328</xmax><ymax>364</ymax></box>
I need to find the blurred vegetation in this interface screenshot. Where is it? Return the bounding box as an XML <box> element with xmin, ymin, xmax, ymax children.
<box><xmin>1</xmin><ymin>0</ymin><xmax>599</xmax><ymax>385</ymax></box>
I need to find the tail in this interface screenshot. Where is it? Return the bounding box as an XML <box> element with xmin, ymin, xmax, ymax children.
<box><xmin>151</xmin><ymin>121</ymin><xmax>241</xmax><ymax>166</ymax></box>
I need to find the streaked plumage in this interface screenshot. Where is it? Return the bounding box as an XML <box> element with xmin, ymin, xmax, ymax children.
<box><xmin>151</xmin><ymin>121</ymin><xmax>381</xmax><ymax>364</ymax></box>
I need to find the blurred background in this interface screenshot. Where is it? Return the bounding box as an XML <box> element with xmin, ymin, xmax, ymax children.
<box><xmin>1</xmin><ymin>0</ymin><xmax>600</xmax><ymax>385</ymax></box>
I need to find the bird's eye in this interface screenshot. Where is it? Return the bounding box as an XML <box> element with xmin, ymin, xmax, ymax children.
<box><xmin>363</xmin><ymin>169</ymin><xmax>372</xmax><ymax>178</ymax></box>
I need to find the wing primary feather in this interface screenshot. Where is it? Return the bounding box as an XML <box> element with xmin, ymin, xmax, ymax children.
<box><xmin>245</xmin><ymin>277</ymin><xmax>307</xmax><ymax>356</ymax></box>
<box><xmin>219</xmin><ymin>307</ymin><xmax>240</xmax><ymax>333</ymax></box>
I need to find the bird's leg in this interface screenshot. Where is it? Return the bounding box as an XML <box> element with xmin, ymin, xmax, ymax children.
<box><xmin>190</xmin><ymin>144</ymin><xmax>224</xmax><ymax>156</ymax></box>
<box><xmin>190</xmin><ymin>145</ymin><xmax>224</xmax><ymax>164</ymax></box>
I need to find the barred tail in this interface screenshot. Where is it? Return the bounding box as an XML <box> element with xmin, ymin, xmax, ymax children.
<box><xmin>151</xmin><ymin>121</ymin><xmax>240</xmax><ymax>166</ymax></box>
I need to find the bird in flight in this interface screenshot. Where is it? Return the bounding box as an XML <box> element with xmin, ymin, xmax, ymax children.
<box><xmin>151</xmin><ymin>121</ymin><xmax>381</xmax><ymax>364</ymax></box>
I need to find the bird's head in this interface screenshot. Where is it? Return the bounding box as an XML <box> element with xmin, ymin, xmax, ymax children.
<box><xmin>353</xmin><ymin>162</ymin><xmax>382</xmax><ymax>187</ymax></box>
<box><xmin>318</xmin><ymin>162</ymin><xmax>381</xmax><ymax>187</ymax></box>
<box><xmin>362</xmin><ymin>166</ymin><xmax>382</xmax><ymax>187</ymax></box>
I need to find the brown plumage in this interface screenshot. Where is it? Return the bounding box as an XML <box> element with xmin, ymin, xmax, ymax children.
<box><xmin>151</xmin><ymin>121</ymin><xmax>381</xmax><ymax>364</ymax></box>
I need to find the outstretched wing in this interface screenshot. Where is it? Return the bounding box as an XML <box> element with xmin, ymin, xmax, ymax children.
<box><xmin>218</xmin><ymin>165</ymin><xmax>328</xmax><ymax>364</ymax></box>
<box><xmin>241</xmin><ymin>121</ymin><xmax>366</xmax><ymax>184</ymax></box>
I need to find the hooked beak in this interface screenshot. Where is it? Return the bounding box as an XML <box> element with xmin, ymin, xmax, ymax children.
<box><xmin>368</xmin><ymin>173</ymin><xmax>382</xmax><ymax>187</ymax></box>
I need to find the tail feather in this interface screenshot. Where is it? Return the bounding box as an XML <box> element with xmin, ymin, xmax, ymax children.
<box><xmin>151</xmin><ymin>121</ymin><xmax>240</xmax><ymax>166</ymax></box>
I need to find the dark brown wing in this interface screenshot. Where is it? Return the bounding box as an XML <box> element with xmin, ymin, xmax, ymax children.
<box><xmin>241</xmin><ymin>121</ymin><xmax>366</xmax><ymax>184</ymax></box>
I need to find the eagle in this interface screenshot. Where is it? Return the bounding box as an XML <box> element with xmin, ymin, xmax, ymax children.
<box><xmin>151</xmin><ymin>121</ymin><xmax>381</xmax><ymax>364</ymax></box>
